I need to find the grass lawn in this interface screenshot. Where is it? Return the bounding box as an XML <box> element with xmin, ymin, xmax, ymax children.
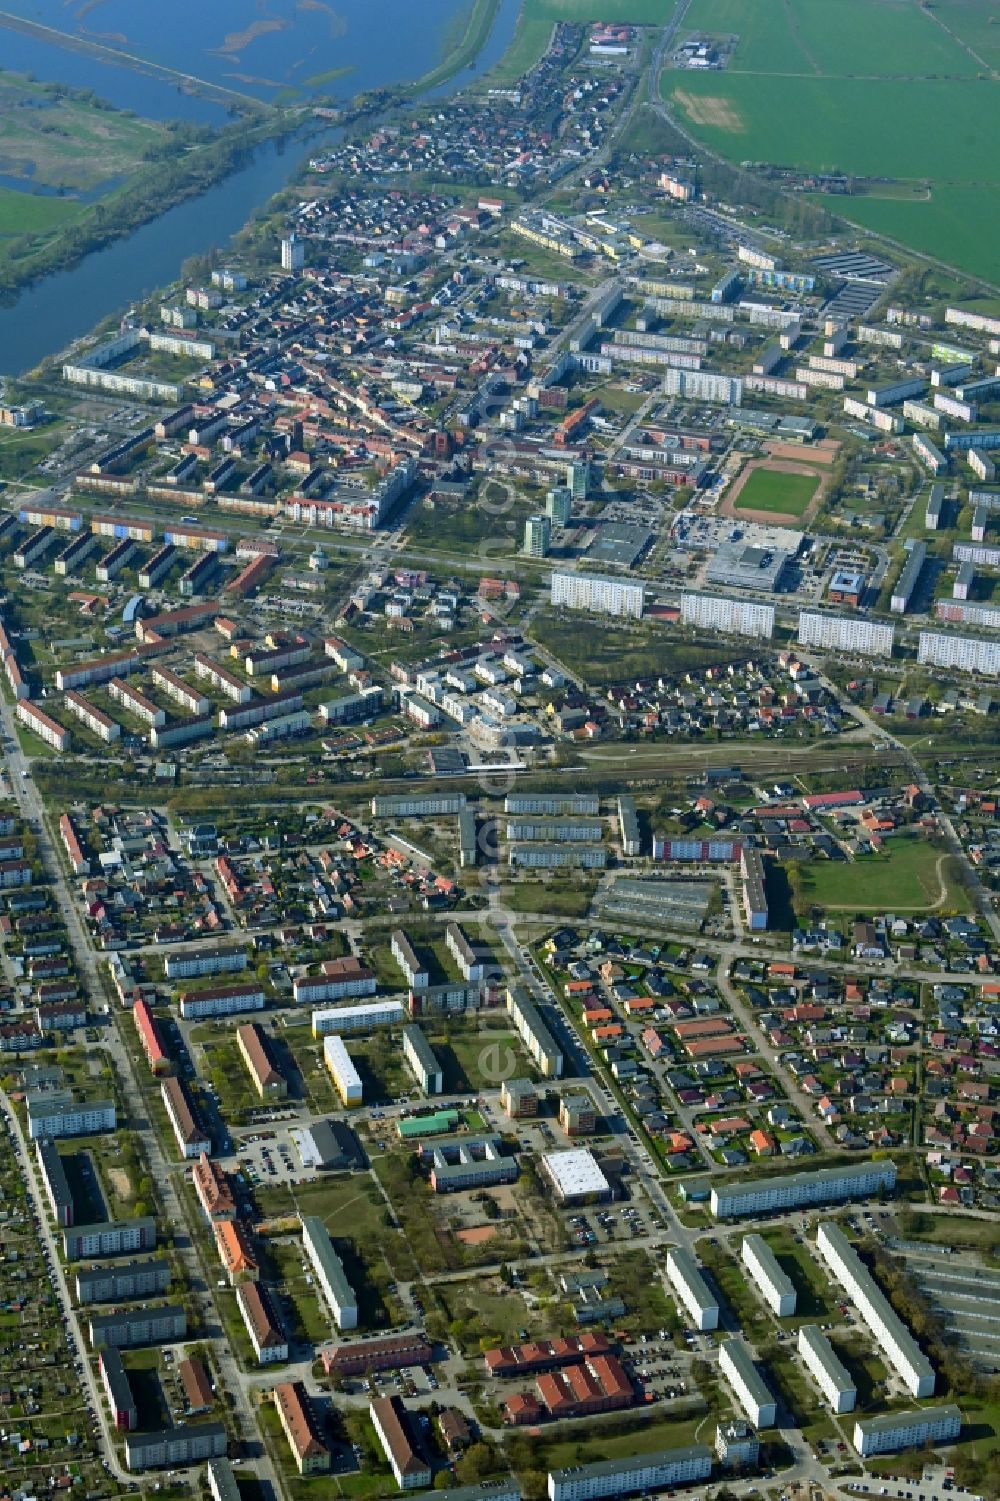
<box><xmin>791</xmin><ymin>833</ymin><xmax>958</xmax><ymax>915</ymax></box>
<box><xmin>505</xmin><ymin>878</ymin><xmax>598</xmax><ymax>918</ymax></box>
<box><xmin>732</xmin><ymin>468</ymin><xmax>820</xmax><ymax>518</ymax></box>
<box><xmin>758</xmin><ymin>1230</ymin><xmax>832</xmax><ymax>1320</ymax></box>
<box><xmin>531</xmin><ymin>606</ymin><xmax>752</xmax><ymax>685</ymax></box>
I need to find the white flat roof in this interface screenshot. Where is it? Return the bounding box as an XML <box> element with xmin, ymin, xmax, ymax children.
<box><xmin>542</xmin><ymin>1147</ymin><xmax>609</xmax><ymax>1198</ymax></box>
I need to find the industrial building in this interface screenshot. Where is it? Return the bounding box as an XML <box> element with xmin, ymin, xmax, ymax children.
<box><xmin>540</xmin><ymin>1148</ymin><xmax>611</xmax><ymax>1205</ymax></box>
<box><xmin>797</xmin><ymin>1325</ymin><xmax>856</xmax><ymax>1414</ymax></box>
<box><xmin>816</xmin><ymin>1222</ymin><xmax>934</xmax><ymax>1398</ymax></box>
<box><xmin>853</xmin><ymin>1406</ymin><xmax>961</xmax><ymax>1458</ymax></box>
<box><xmin>718</xmin><ymin>1338</ymin><xmax>777</xmax><ymax>1429</ymax></box>
<box><xmin>741</xmin><ymin>1235</ymin><xmax>796</xmax><ymax>1316</ymax></box>
<box><xmin>666</xmin><ymin>1248</ymin><xmax>719</xmax><ymax>1331</ymax></box>
<box><xmin>710</xmin><ymin>1160</ymin><xmax>897</xmax><ymax>1219</ymax></box>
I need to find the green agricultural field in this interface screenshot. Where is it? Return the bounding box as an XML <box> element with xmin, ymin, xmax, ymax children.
<box><xmin>791</xmin><ymin>833</ymin><xmax>961</xmax><ymax>915</ymax></box>
<box><xmin>732</xmin><ymin>467</ymin><xmax>819</xmax><ymax>517</ymax></box>
<box><xmin>664</xmin><ymin>0</ymin><xmax>1000</xmax><ymax>282</ymax></box>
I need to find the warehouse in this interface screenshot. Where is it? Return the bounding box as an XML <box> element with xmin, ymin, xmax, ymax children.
<box><xmin>797</xmin><ymin>1324</ymin><xmax>856</xmax><ymax>1414</ymax></box>
<box><xmin>718</xmin><ymin>1337</ymin><xmax>777</xmax><ymax>1428</ymax></box>
<box><xmin>324</xmin><ymin>1035</ymin><xmax>363</xmax><ymax>1104</ymax></box>
<box><xmin>300</xmin><ymin>1215</ymin><xmax>358</xmax><ymax>1330</ymax></box>
<box><xmin>853</xmin><ymin>1405</ymin><xmax>961</xmax><ymax>1458</ymax></box>
<box><xmin>540</xmin><ymin>1148</ymin><xmax>611</xmax><ymax>1205</ymax></box>
<box><xmin>710</xmin><ymin>1159</ymin><xmax>897</xmax><ymax>1219</ymax></box>
<box><xmin>816</xmin><ymin>1222</ymin><xmax>934</xmax><ymax>1398</ymax></box>
<box><xmin>741</xmin><ymin>1235</ymin><xmax>796</xmax><ymax>1317</ymax></box>
<box><xmin>706</xmin><ymin>542</ymin><xmax>792</xmax><ymax>594</ymax></box>
<box><xmin>666</xmin><ymin>1248</ymin><xmax>719</xmax><ymax>1331</ymax></box>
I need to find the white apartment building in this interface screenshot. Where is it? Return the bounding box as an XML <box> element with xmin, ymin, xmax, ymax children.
<box><xmin>711</xmin><ymin>1160</ymin><xmax>897</xmax><ymax>1219</ymax></box>
<box><xmin>718</xmin><ymin>1338</ymin><xmax>777</xmax><ymax>1429</ymax></box>
<box><xmin>662</xmin><ymin>367</ymin><xmax>743</xmax><ymax>405</ymax></box>
<box><xmin>323</xmin><ymin>1035</ymin><xmax>363</xmax><ymax>1104</ymax></box>
<box><xmin>311</xmin><ymin>1000</ymin><xmax>406</xmax><ymax>1036</ymax></box>
<box><xmin>550</xmin><ymin>571</ymin><xmax>645</xmax><ymax>620</ymax></box>
<box><xmin>797</xmin><ymin>1324</ymin><xmax>856</xmax><ymax>1414</ymax></box>
<box><xmin>741</xmin><ymin>1235</ymin><xmax>796</xmax><ymax>1317</ymax></box>
<box><xmin>665</xmin><ymin>1248</ymin><xmax>719</xmax><ymax>1331</ymax></box>
<box><xmin>816</xmin><ymin>1222</ymin><xmax>934</xmax><ymax>1398</ymax></box>
<box><xmin>445</xmin><ymin>922</ymin><xmax>484</xmax><ymax>982</ymax></box>
<box><xmin>27</xmin><ymin>1098</ymin><xmax>115</xmax><ymax>1139</ymax></box>
<box><xmin>681</xmin><ymin>593</ymin><xmax>775</xmax><ymax>639</ymax></box>
<box><xmin>401</xmin><ymin>1024</ymin><xmax>443</xmax><ymax>1095</ymax></box>
<box><xmin>546</xmin><ymin>1447</ymin><xmax>713</xmax><ymax>1501</ymax></box>
<box><xmin>853</xmin><ymin>1406</ymin><xmax>961</xmax><ymax>1458</ymax></box>
<box><xmin>797</xmin><ymin>611</ymin><xmax>895</xmax><ymax>659</ymax></box>
<box><xmin>300</xmin><ymin>1215</ymin><xmax>358</xmax><ymax>1330</ymax></box>
<box><xmin>391</xmin><ymin>930</ymin><xmax>429</xmax><ymax>989</ymax></box>
<box><xmin>918</xmin><ymin>630</ymin><xmax>1000</xmax><ymax>676</ymax></box>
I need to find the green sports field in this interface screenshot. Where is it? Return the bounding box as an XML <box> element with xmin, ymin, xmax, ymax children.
<box><xmin>665</xmin><ymin>0</ymin><xmax>1000</xmax><ymax>283</ymax></box>
<box><xmin>731</xmin><ymin>467</ymin><xmax>819</xmax><ymax>517</ymax></box>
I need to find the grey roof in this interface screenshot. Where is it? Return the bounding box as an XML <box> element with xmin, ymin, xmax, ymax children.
<box><xmin>720</xmin><ymin>1337</ymin><xmax>774</xmax><ymax>1408</ymax></box>
<box><xmin>854</xmin><ymin>1405</ymin><xmax>961</xmax><ymax>1437</ymax></box>
<box><xmin>301</xmin><ymin>1216</ymin><xmax>358</xmax><ymax>1313</ymax></box>
<box><xmin>798</xmin><ymin>1324</ymin><xmax>855</xmax><ymax>1396</ymax></box>
<box><xmin>549</xmin><ymin>1445</ymin><xmax>713</xmax><ymax>1483</ymax></box>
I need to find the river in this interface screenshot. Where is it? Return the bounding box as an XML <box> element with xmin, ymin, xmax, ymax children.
<box><xmin>0</xmin><ymin>0</ymin><xmax>523</xmax><ymax>375</ymax></box>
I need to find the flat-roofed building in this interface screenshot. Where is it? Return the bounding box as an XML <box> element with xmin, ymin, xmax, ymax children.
<box><xmin>541</xmin><ymin>1147</ymin><xmax>611</xmax><ymax>1205</ymax></box>
<box><xmin>300</xmin><ymin>1215</ymin><xmax>358</xmax><ymax>1330</ymax></box>
<box><xmin>237</xmin><ymin>1281</ymin><xmax>287</xmax><ymax>1364</ymax></box>
<box><xmin>816</xmin><ymin>1221</ymin><xmax>934</xmax><ymax>1398</ymax></box>
<box><xmin>741</xmin><ymin>1235</ymin><xmax>796</xmax><ymax>1317</ymax></box>
<box><xmin>312</xmin><ymin>1000</ymin><xmax>406</xmax><ymax>1036</ymax></box>
<box><xmin>798</xmin><ymin>1324</ymin><xmax>856</xmax><ymax>1413</ymax></box>
<box><xmin>710</xmin><ymin>1160</ymin><xmax>897</xmax><ymax>1219</ymax></box>
<box><xmin>236</xmin><ymin>1022</ymin><xmax>287</xmax><ymax>1098</ymax></box>
<box><xmin>445</xmin><ymin>922</ymin><xmax>484</xmax><ymax>982</ymax></box>
<box><xmin>853</xmin><ymin>1405</ymin><xmax>961</xmax><ymax>1458</ymax></box>
<box><xmin>546</xmin><ymin>1446</ymin><xmax>713</xmax><ymax>1501</ymax></box>
<box><xmin>719</xmin><ymin>1337</ymin><xmax>777</xmax><ymax>1428</ymax></box>
<box><xmin>89</xmin><ymin>1304</ymin><xmax>186</xmax><ymax>1349</ymax></box>
<box><xmin>274</xmin><ymin>1381</ymin><xmax>330</xmax><ymax>1474</ymax></box>
<box><xmin>63</xmin><ymin>1217</ymin><xmax>156</xmax><ymax>1260</ymax></box>
<box><xmin>76</xmin><ymin>1258</ymin><xmax>171</xmax><ymax>1306</ymax></box>
<box><xmin>207</xmin><ymin>1458</ymin><xmax>240</xmax><ymax>1501</ymax></box>
<box><xmin>324</xmin><ymin>1034</ymin><xmax>363</xmax><ymax>1104</ymax></box>
<box><xmin>401</xmin><ymin>1024</ymin><xmax>442</xmax><ymax>1095</ymax></box>
<box><xmin>124</xmin><ymin>1424</ymin><xmax>227</xmax><ymax>1472</ymax></box>
<box><xmin>99</xmin><ymin>1347</ymin><xmax>137</xmax><ymax>1431</ymax></box>
<box><xmin>36</xmin><ymin>1137</ymin><xmax>74</xmax><ymax>1227</ymax></box>
<box><xmin>391</xmin><ymin>930</ymin><xmax>429</xmax><ymax>989</ymax></box>
<box><xmin>370</xmin><ymin>1395</ymin><xmax>432</xmax><ymax>1490</ymax></box>
<box><xmin>507</xmin><ymin>986</ymin><xmax>564</xmax><ymax>1078</ymax></box>
<box><xmin>666</xmin><ymin>1247</ymin><xmax>719</xmax><ymax>1331</ymax></box>
<box><xmin>501</xmin><ymin>1078</ymin><xmax>538</xmax><ymax>1119</ymax></box>
<box><xmin>715</xmin><ymin>1420</ymin><xmax>759</xmax><ymax>1470</ymax></box>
